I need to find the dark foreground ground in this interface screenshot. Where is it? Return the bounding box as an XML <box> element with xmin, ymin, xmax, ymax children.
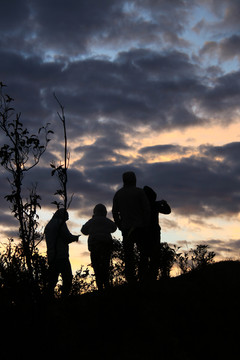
<box><xmin>2</xmin><ymin>260</ymin><xmax>240</xmax><ymax>359</ymax></box>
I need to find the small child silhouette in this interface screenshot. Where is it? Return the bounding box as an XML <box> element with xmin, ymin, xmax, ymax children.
<box><xmin>81</xmin><ymin>204</ymin><xmax>117</xmax><ymax>291</ymax></box>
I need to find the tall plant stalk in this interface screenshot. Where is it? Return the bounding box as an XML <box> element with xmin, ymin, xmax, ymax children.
<box><xmin>51</xmin><ymin>93</ymin><xmax>73</xmax><ymax>212</ymax></box>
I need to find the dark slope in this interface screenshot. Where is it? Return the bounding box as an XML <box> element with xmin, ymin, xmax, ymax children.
<box><xmin>2</xmin><ymin>261</ymin><xmax>240</xmax><ymax>359</ymax></box>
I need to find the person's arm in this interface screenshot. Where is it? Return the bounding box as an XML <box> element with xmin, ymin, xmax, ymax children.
<box><xmin>62</xmin><ymin>222</ymin><xmax>79</xmax><ymax>243</ymax></box>
<box><xmin>156</xmin><ymin>200</ymin><xmax>171</xmax><ymax>214</ymax></box>
<box><xmin>112</xmin><ymin>194</ymin><xmax>122</xmax><ymax>229</ymax></box>
<box><xmin>81</xmin><ymin>220</ymin><xmax>91</xmax><ymax>236</ymax></box>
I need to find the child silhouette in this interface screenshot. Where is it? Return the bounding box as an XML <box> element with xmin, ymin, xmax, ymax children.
<box><xmin>81</xmin><ymin>204</ymin><xmax>117</xmax><ymax>291</ymax></box>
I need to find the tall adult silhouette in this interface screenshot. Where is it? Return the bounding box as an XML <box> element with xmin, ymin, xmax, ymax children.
<box><xmin>112</xmin><ymin>171</ymin><xmax>150</xmax><ymax>284</ymax></box>
<box><xmin>143</xmin><ymin>186</ymin><xmax>171</xmax><ymax>281</ymax></box>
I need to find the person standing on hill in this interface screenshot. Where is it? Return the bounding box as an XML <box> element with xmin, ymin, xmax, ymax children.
<box><xmin>81</xmin><ymin>204</ymin><xmax>117</xmax><ymax>291</ymax></box>
<box><xmin>44</xmin><ymin>208</ymin><xmax>79</xmax><ymax>299</ymax></box>
<box><xmin>81</xmin><ymin>203</ymin><xmax>117</xmax><ymax>291</ymax></box>
<box><xmin>143</xmin><ymin>185</ymin><xmax>171</xmax><ymax>281</ymax></box>
<box><xmin>112</xmin><ymin>171</ymin><xmax>150</xmax><ymax>284</ymax></box>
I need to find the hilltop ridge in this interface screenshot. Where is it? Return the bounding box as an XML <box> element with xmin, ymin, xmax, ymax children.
<box><xmin>2</xmin><ymin>260</ymin><xmax>240</xmax><ymax>359</ymax></box>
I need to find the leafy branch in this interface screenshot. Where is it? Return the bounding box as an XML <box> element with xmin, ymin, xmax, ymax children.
<box><xmin>0</xmin><ymin>82</ymin><xmax>53</xmax><ymax>278</ymax></box>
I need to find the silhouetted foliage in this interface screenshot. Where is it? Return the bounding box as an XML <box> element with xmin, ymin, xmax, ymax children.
<box><xmin>70</xmin><ymin>266</ymin><xmax>95</xmax><ymax>296</ymax></box>
<box><xmin>108</xmin><ymin>241</ymin><xmax>216</xmax><ymax>281</ymax></box>
<box><xmin>0</xmin><ymin>239</ymin><xmax>48</xmax><ymax>303</ymax></box>
<box><xmin>108</xmin><ymin>240</ymin><xmax>187</xmax><ymax>282</ymax></box>
<box><xmin>109</xmin><ymin>239</ymin><xmax>126</xmax><ymax>286</ymax></box>
<box><xmin>190</xmin><ymin>244</ymin><xmax>216</xmax><ymax>270</ymax></box>
<box><xmin>0</xmin><ymin>82</ymin><xmax>52</xmax><ymax>285</ymax></box>
<box><xmin>175</xmin><ymin>249</ymin><xmax>190</xmax><ymax>274</ymax></box>
<box><xmin>159</xmin><ymin>242</ymin><xmax>176</xmax><ymax>278</ymax></box>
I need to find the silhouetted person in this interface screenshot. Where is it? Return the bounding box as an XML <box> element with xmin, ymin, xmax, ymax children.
<box><xmin>112</xmin><ymin>171</ymin><xmax>150</xmax><ymax>284</ymax></box>
<box><xmin>44</xmin><ymin>208</ymin><xmax>79</xmax><ymax>299</ymax></box>
<box><xmin>81</xmin><ymin>204</ymin><xmax>117</xmax><ymax>291</ymax></box>
<box><xmin>143</xmin><ymin>186</ymin><xmax>171</xmax><ymax>281</ymax></box>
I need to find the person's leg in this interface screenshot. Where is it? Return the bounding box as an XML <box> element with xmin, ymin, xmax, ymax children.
<box><xmin>148</xmin><ymin>229</ymin><xmax>161</xmax><ymax>281</ymax></box>
<box><xmin>134</xmin><ymin>228</ymin><xmax>148</xmax><ymax>283</ymax></box>
<box><xmin>91</xmin><ymin>250</ymin><xmax>103</xmax><ymax>291</ymax></box>
<box><xmin>123</xmin><ymin>230</ymin><xmax>136</xmax><ymax>284</ymax></box>
<box><xmin>60</xmin><ymin>258</ymin><xmax>73</xmax><ymax>298</ymax></box>
<box><xmin>101</xmin><ymin>245</ymin><xmax>112</xmax><ymax>289</ymax></box>
<box><xmin>148</xmin><ymin>245</ymin><xmax>161</xmax><ymax>281</ymax></box>
<box><xmin>46</xmin><ymin>261</ymin><xmax>60</xmax><ymax>298</ymax></box>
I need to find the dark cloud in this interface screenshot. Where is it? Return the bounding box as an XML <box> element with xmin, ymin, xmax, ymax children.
<box><xmin>1</xmin><ymin>5</ymin><xmax>240</xmax><ymax>143</ymax></box>
<box><xmin>68</xmin><ymin>141</ymin><xmax>239</xmax><ymax>218</ymax></box>
<box><xmin>4</xmin><ymin>138</ymin><xmax>236</xmax><ymax>222</ymax></box>
<box><xmin>38</xmin><ymin>48</ymin><xmax>209</xmax><ymax>135</ymax></box>
<box><xmin>200</xmin><ymin>142</ymin><xmax>240</xmax><ymax>166</ymax></box>
<box><xmin>206</xmin><ymin>238</ymin><xmax>240</xmax><ymax>259</ymax></box>
<box><xmin>74</xmin><ymin>135</ymin><xmax>130</xmax><ymax>168</ymax></box>
<box><xmin>200</xmin><ymin>35</ymin><xmax>240</xmax><ymax>61</ymax></box>
<box><xmin>32</xmin><ymin>0</ymin><xmax>123</xmax><ymax>54</ymax></box>
<box><xmin>196</xmin><ymin>1</ymin><xmax>240</xmax><ymax>66</ymax></box>
<box><xmin>0</xmin><ymin>0</ymin><xmax>193</xmax><ymax>59</ymax></box>
<box><xmin>0</xmin><ymin>0</ymin><xmax>29</xmax><ymax>32</ymax></box>
<box><xmin>140</xmin><ymin>144</ymin><xmax>192</xmax><ymax>156</ymax></box>
<box><xmin>219</xmin><ymin>35</ymin><xmax>240</xmax><ymax>60</ymax></box>
<box><xmin>197</xmin><ymin>70</ymin><xmax>240</xmax><ymax>122</ymax></box>
<box><xmin>0</xmin><ymin>47</ymin><xmax>210</xmax><ymax>142</ymax></box>
<box><xmin>202</xmin><ymin>0</ymin><xmax>240</xmax><ymax>30</ymax></box>
<box><xmin>0</xmin><ymin>210</ymin><xmax>18</xmax><ymax>230</ymax></box>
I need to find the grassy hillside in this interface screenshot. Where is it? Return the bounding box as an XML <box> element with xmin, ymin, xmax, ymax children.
<box><xmin>2</xmin><ymin>260</ymin><xmax>240</xmax><ymax>359</ymax></box>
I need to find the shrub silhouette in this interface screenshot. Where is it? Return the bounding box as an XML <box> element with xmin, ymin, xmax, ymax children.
<box><xmin>190</xmin><ymin>244</ymin><xmax>216</xmax><ymax>270</ymax></box>
<box><xmin>70</xmin><ymin>266</ymin><xmax>95</xmax><ymax>296</ymax></box>
<box><xmin>0</xmin><ymin>82</ymin><xmax>52</xmax><ymax>287</ymax></box>
<box><xmin>109</xmin><ymin>239</ymin><xmax>126</xmax><ymax>286</ymax></box>
<box><xmin>176</xmin><ymin>249</ymin><xmax>190</xmax><ymax>274</ymax></box>
<box><xmin>0</xmin><ymin>239</ymin><xmax>49</xmax><ymax>303</ymax></box>
<box><xmin>108</xmin><ymin>240</ymin><xmax>182</xmax><ymax>282</ymax></box>
<box><xmin>159</xmin><ymin>242</ymin><xmax>176</xmax><ymax>278</ymax></box>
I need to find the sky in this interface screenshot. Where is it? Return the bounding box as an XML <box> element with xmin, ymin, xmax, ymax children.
<box><xmin>1</xmin><ymin>0</ymin><xmax>240</xmax><ymax>273</ymax></box>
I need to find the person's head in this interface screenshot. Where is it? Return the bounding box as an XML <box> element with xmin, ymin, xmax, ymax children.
<box><xmin>53</xmin><ymin>208</ymin><xmax>69</xmax><ymax>221</ymax></box>
<box><xmin>122</xmin><ymin>171</ymin><xmax>136</xmax><ymax>187</ymax></box>
<box><xmin>93</xmin><ymin>203</ymin><xmax>107</xmax><ymax>217</ymax></box>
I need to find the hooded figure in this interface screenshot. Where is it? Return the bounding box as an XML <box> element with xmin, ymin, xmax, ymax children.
<box><xmin>143</xmin><ymin>186</ymin><xmax>171</xmax><ymax>281</ymax></box>
<box><xmin>44</xmin><ymin>208</ymin><xmax>79</xmax><ymax>298</ymax></box>
<box><xmin>81</xmin><ymin>204</ymin><xmax>117</xmax><ymax>291</ymax></box>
